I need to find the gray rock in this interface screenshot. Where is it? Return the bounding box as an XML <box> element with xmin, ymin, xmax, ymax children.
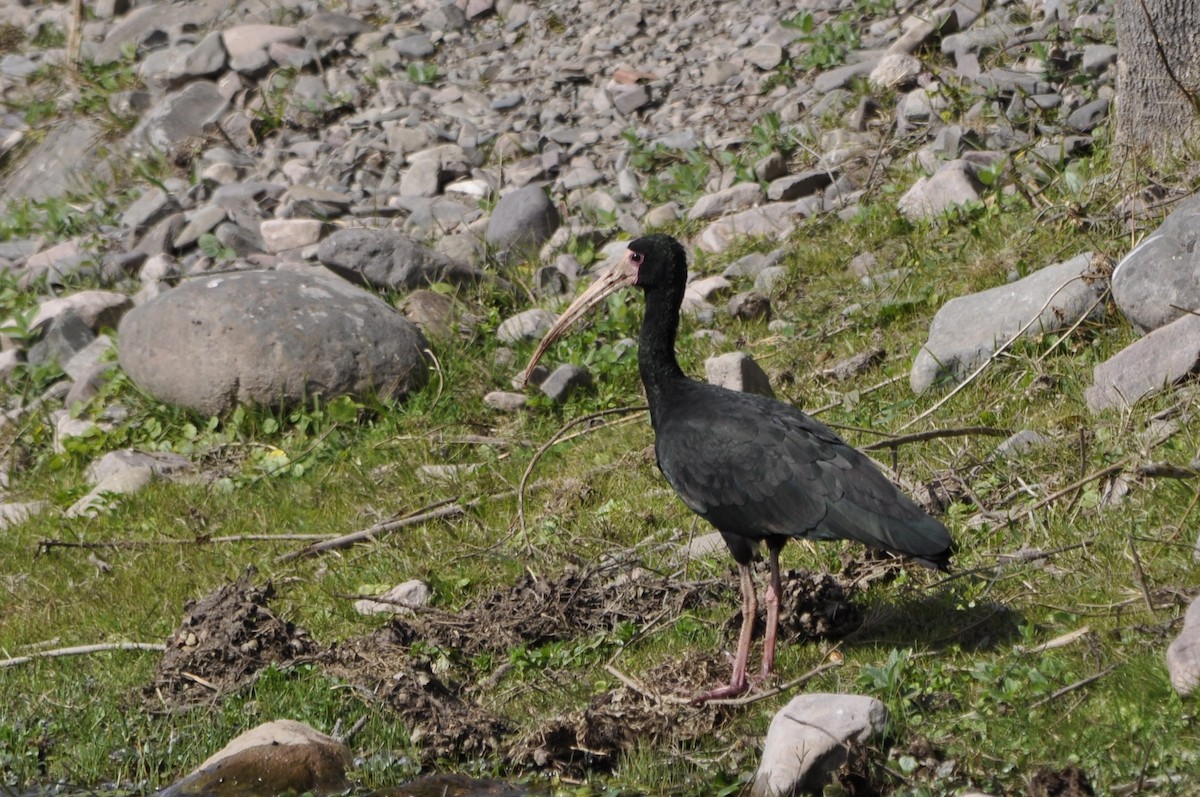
<box><xmin>767</xmin><ymin>170</ymin><xmax>834</xmax><ymax>201</ymax></box>
<box><xmin>398</xmin><ymin>290</ymin><xmax>456</xmax><ymax>341</ymax></box>
<box><xmin>483</xmin><ymin>390</ymin><xmax>528</xmax><ymax>411</ymax></box>
<box><xmin>497</xmin><ymin>308</ymin><xmax>555</xmax><ymax>344</ymax></box>
<box><xmin>486</xmin><ymin>186</ymin><xmax>560</xmax><ymax>257</ymax></box>
<box><xmin>727</xmin><ymin>291</ymin><xmax>771</xmax><ymax>321</ymax></box>
<box><xmin>704</xmin><ymin>352</ymin><xmax>773</xmax><ymax>397</ymax></box>
<box><xmin>317</xmin><ymin>228</ymin><xmax>484</xmax><ymax>291</ymax></box>
<box><xmin>746</xmin><ymin>42</ymin><xmax>784</xmax><ymax>71</ymax></box>
<box><xmin>911</xmin><ymin>252</ymin><xmax>1107</xmax><ymax>393</ymax></box>
<box><xmin>172</xmin><ymin>32</ymin><xmax>228</xmax><ymax>82</ymax></box>
<box><xmin>158</xmin><ymin>720</ymin><xmax>350</xmax><ymax>797</ymax></box>
<box><xmin>66</xmin><ymin>449</ymin><xmax>190</xmax><ymax>517</ymax></box>
<box><xmin>27</xmin><ymin>312</ymin><xmax>96</xmax><ymax>368</ymax></box>
<box><xmin>1167</xmin><ymin>599</ymin><xmax>1200</xmax><ymax>696</ymax></box>
<box><xmin>898</xmin><ymin>160</ymin><xmax>983</xmax><ymax>220</ymax></box>
<box><xmin>1081</xmin><ymin>44</ymin><xmax>1118</xmax><ymax>75</ymax></box>
<box><xmin>1066</xmin><ymin>98</ymin><xmax>1110</xmax><ymax>133</ymax></box>
<box><xmin>260</xmin><ymin>219</ymin><xmax>329</xmax><ymax>254</ymax></box>
<box><xmin>0</xmin><ymin>119</ymin><xmax>107</xmax><ymax>207</ymax></box>
<box><xmin>539</xmin><ymin>363</ymin><xmax>592</xmax><ymax>403</ymax></box>
<box><xmin>1084</xmin><ymin>313</ymin><xmax>1200</xmax><ymax>412</ymax></box>
<box><xmin>221</xmin><ymin>25</ymin><xmax>302</xmax><ymax>60</ymax></box>
<box><xmin>31</xmin><ymin>290</ymin><xmax>132</xmax><ymax>332</ymax></box>
<box><xmin>118</xmin><ymin>270</ymin><xmax>429</xmax><ymax>415</ymax></box>
<box><xmin>821</xmin><ymin>347</ymin><xmax>885</xmax><ymax>381</ymax></box>
<box><xmin>92</xmin><ymin>0</ymin><xmax>230</xmax><ymax>64</ymax></box>
<box><xmin>394</xmin><ymin>33</ymin><xmax>435</xmax><ymax>59</ymax></box>
<box><xmin>688</xmin><ymin>183</ymin><xmax>765</xmax><ymax>221</ymax></box>
<box><xmin>869</xmin><ymin>53</ymin><xmax>922</xmax><ymax>90</ymax></box>
<box><xmin>1112</xmin><ymin>193</ymin><xmax>1200</xmax><ymax>333</ymax></box>
<box><xmin>752</xmin><ymin>694</ymin><xmax>889</xmax><ymax>797</ymax></box>
<box><xmin>754</xmin><ymin>265</ymin><xmax>787</xmax><ymax>293</ymax></box>
<box><xmin>994</xmin><ymin>429</ymin><xmax>1050</xmax><ymax>458</ymax></box>
<box><xmin>697</xmin><ymin>203</ymin><xmax>800</xmax><ymax>253</ymax></box>
<box><xmin>133</xmin><ymin>81</ymin><xmax>230</xmax><ymax>156</ymax></box>
<box><xmin>754</xmin><ymin>153</ymin><xmax>787</xmax><ymax>182</ymax></box>
<box><xmin>0</xmin><ymin>501</ymin><xmax>46</xmax><ymax>530</ymax></box>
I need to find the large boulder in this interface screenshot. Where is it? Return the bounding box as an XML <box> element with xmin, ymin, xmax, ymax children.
<box><xmin>118</xmin><ymin>270</ymin><xmax>428</xmax><ymax>415</ymax></box>
<box><xmin>1112</xmin><ymin>192</ymin><xmax>1200</xmax><ymax>333</ymax></box>
<box><xmin>157</xmin><ymin>720</ymin><xmax>351</xmax><ymax>797</ymax></box>
<box><xmin>911</xmin><ymin>252</ymin><xmax>1107</xmax><ymax>393</ymax></box>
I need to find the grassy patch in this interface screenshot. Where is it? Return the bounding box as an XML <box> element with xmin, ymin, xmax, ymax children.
<box><xmin>2</xmin><ymin>100</ymin><xmax>1199</xmax><ymax>797</ymax></box>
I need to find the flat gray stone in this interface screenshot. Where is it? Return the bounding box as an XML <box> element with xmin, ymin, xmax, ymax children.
<box><xmin>1112</xmin><ymin>192</ymin><xmax>1200</xmax><ymax>333</ymax></box>
<box><xmin>752</xmin><ymin>694</ymin><xmax>889</xmax><ymax>797</ymax></box>
<box><xmin>118</xmin><ymin>270</ymin><xmax>429</xmax><ymax>415</ymax></box>
<box><xmin>912</xmin><ymin>252</ymin><xmax>1106</xmax><ymax>393</ymax></box>
<box><xmin>539</xmin><ymin>363</ymin><xmax>593</xmax><ymax>403</ymax></box>
<box><xmin>688</xmin><ymin>183</ymin><xmax>765</xmax><ymax>221</ymax></box>
<box><xmin>497</xmin><ymin>308</ymin><xmax>555</xmax><ymax>344</ymax></box>
<box><xmin>1084</xmin><ymin>313</ymin><xmax>1200</xmax><ymax>412</ymax></box>
<box><xmin>133</xmin><ymin>81</ymin><xmax>229</xmax><ymax>156</ymax></box>
<box><xmin>1167</xmin><ymin>599</ymin><xmax>1200</xmax><ymax>696</ymax></box>
<box><xmin>704</xmin><ymin>352</ymin><xmax>774</xmax><ymax>397</ymax></box>
<box><xmin>898</xmin><ymin>159</ymin><xmax>982</xmax><ymax>220</ymax></box>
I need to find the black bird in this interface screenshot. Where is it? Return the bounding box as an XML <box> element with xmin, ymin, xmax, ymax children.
<box><xmin>523</xmin><ymin>234</ymin><xmax>953</xmax><ymax>702</ymax></box>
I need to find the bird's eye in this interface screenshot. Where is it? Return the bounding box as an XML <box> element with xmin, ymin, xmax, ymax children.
<box><xmin>629</xmin><ymin>251</ymin><xmax>644</xmax><ymax>265</ymax></box>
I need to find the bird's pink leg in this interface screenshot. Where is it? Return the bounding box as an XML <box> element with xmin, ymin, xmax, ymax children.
<box><xmin>694</xmin><ymin>563</ymin><xmax>756</xmax><ymax>703</ymax></box>
<box><xmin>760</xmin><ymin>543</ymin><xmax>784</xmax><ymax>680</ymax></box>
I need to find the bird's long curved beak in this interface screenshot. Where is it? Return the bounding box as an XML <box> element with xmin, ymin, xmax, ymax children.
<box><xmin>520</xmin><ymin>250</ymin><xmax>640</xmax><ymax>386</ymax></box>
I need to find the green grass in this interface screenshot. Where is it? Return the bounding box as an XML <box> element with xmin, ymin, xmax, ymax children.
<box><xmin>3</xmin><ymin>93</ymin><xmax>1200</xmax><ymax>797</ymax></box>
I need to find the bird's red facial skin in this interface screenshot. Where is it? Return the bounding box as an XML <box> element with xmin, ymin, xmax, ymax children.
<box><xmin>627</xmin><ymin>249</ymin><xmax>645</xmax><ymax>285</ymax></box>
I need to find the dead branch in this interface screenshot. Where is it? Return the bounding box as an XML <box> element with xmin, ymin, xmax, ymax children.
<box><xmin>860</xmin><ymin>425</ymin><xmax>1010</xmax><ymax>452</ymax></box>
<box><xmin>1029</xmin><ymin>665</ymin><xmax>1116</xmax><ymax>710</ymax></box>
<box><xmin>0</xmin><ymin>641</ymin><xmax>166</xmax><ymax>669</ymax></box>
<box><xmin>278</xmin><ymin>488</ymin><xmax>516</xmax><ymax>563</ymax></box>
<box><xmin>38</xmin><ymin>533</ymin><xmax>332</xmax><ymax>554</ymax></box>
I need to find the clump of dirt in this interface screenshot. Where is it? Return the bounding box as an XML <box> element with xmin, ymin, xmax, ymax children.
<box><xmin>321</xmin><ymin>636</ymin><xmax>509</xmax><ymax>761</ymax></box>
<box><xmin>1027</xmin><ymin>766</ymin><xmax>1096</xmax><ymax>797</ymax></box>
<box><xmin>144</xmin><ymin>569</ymin><xmax>317</xmax><ymax>707</ymax></box>
<box><xmin>507</xmin><ymin>653</ymin><xmax>728</xmax><ymax>776</ymax></box>
<box><xmin>722</xmin><ymin>568</ymin><xmax>861</xmax><ymax>643</ymax></box>
<box><xmin>777</xmin><ymin>568</ymin><xmax>862</xmax><ymax>640</ymax></box>
<box><xmin>382</xmin><ymin>566</ymin><xmax>727</xmax><ymax>658</ymax></box>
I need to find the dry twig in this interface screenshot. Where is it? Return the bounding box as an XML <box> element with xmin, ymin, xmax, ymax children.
<box><xmin>0</xmin><ymin>642</ymin><xmax>166</xmax><ymax>669</ymax></box>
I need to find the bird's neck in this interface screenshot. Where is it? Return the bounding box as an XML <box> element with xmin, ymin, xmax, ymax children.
<box><xmin>638</xmin><ymin>286</ymin><xmax>687</xmax><ymax>427</ymax></box>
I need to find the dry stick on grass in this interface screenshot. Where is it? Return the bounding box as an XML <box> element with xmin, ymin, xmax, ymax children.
<box><xmin>1126</xmin><ymin>534</ymin><xmax>1156</xmax><ymax>616</ymax></box>
<box><xmin>0</xmin><ymin>642</ymin><xmax>166</xmax><ymax>670</ymax></box>
<box><xmin>515</xmin><ymin>405</ymin><xmax>648</xmax><ymax>551</ymax></box>
<box><xmin>859</xmin><ymin>425</ymin><xmax>1010</xmax><ymax>452</ymax></box>
<box><xmin>38</xmin><ymin>534</ymin><xmax>333</xmax><ymax>554</ymax></box>
<box><xmin>808</xmin><ymin>374</ymin><xmax>905</xmax><ymax>417</ymax></box>
<box><xmin>1028</xmin><ymin>665</ymin><xmax>1116</xmax><ymax>710</ymax></box>
<box><xmin>898</xmin><ymin>274</ymin><xmax>1091</xmax><ymax>432</ymax></box>
<box><xmin>279</xmin><ymin>489</ymin><xmax>512</xmax><ymax>563</ymax></box>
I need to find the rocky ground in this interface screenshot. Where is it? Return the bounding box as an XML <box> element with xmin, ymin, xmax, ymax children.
<box><xmin>2</xmin><ymin>0</ymin><xmax>1200</xmax><ymax>794</ymax></box>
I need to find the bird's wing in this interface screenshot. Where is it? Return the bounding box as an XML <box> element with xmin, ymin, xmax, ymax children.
<box><xmin>655</xmin><ymin>388</ymin><xmax>951</xmax><ymax>562</ymax></box>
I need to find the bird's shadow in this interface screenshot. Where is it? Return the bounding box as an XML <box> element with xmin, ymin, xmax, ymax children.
<box><xmin>838</xmin><ymin>582</ymin><xmax>1025</xmax><ymax>654</ymax></box>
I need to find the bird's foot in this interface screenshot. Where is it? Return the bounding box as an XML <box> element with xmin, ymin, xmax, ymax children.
<box><xmin>691</xmin><ymin>678</ymin><xmax>749</xmax><ymax>705</ymax></box>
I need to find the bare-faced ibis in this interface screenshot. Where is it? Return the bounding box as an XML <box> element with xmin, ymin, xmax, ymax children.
<box><xmin>523</xmin><ymin>234</ymin><xmax>953</xmax><ymax>702</ymax></box>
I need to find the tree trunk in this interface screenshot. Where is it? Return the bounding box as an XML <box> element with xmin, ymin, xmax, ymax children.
<box><xmin>1115</xmin><ymin>0</ymin><xmax>1200</xmax><ymax>157</ymax></box>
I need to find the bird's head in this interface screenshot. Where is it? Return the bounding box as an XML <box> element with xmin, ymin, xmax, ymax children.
<box><xmin>520</xmin><ymin>234</ymin><xmax>688</xmax><ymax>385</ymax></box>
